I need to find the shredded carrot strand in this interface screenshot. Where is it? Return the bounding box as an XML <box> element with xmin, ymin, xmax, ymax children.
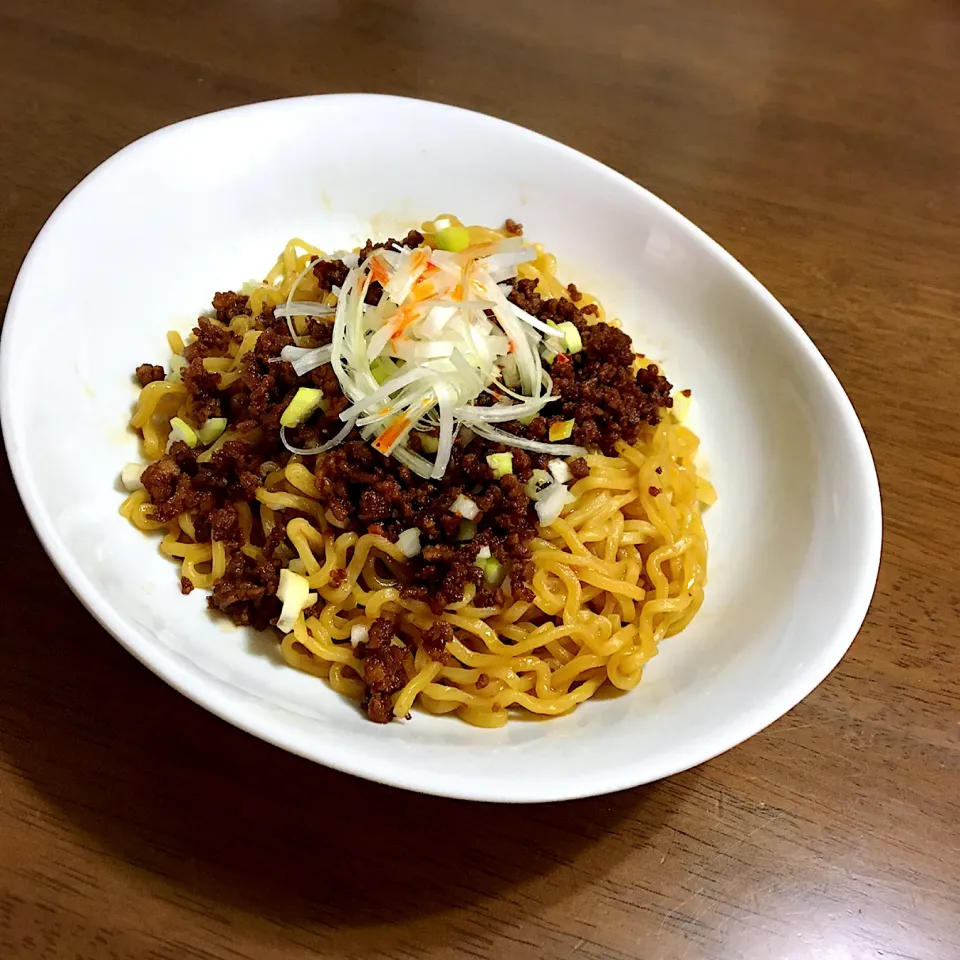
<box><xmin>373</xmin><ymin>415</ymin><xmax>410</xmax><ymax>452</ymax></box>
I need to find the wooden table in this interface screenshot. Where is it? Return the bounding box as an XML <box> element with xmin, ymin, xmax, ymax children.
<box><xmin>2</xmin><ymin>2</ymin><xmax>958</xmax><ymax>957</ymax></box>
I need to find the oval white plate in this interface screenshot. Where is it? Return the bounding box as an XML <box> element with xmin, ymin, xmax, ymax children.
<box><xmin>0</xmin><ymin>95</ymin><xmax>881</xmax><ymax>802</ymax></box>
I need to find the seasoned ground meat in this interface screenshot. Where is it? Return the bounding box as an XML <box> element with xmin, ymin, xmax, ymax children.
<box><xmin>182</xmin><ymin>357</ymin><xmax>221</xmax><ymax>397</ymax></box>
<box><xmin>420</xmin><ymin>620</ymin><xmax>455</xmax><ymax>661</ymax></box>
<box><xmin>141</xmin><ymin>457</ymin><xmax>181</xmax><ymax>503</ymax></box>
<box><xmin>315</xmin><ymin>438</ymin><xmax>537</xmax><ymax>613</ymax></box>
<box><xmin>356</xmin><ymin>230</ymin><xmax>425</xmax><ymax>264</ymax></box>
<box><xmin>312</xmin><ymin>257</ymin><xmax>349</xmax><ymax>291</ymax></box>
<box><xmin>508</xmin><ymin>278</ymin><xmax>672</xmax><ymax>455</ymax></box>
<box><xmin>212</xmin><ymin>291</ymin><xmax>250</xmax><ymax>323</ymax></box>
<box><xmin>136</xmin><ymin>363</ymin><xmax>165</xmax><ymax>386</ymax></box>
<box><xmin>357</xmin><ymin>617</ymin><xmax>412</xmax><ymax>722</ymax></box>
<box><xmin>504</xmin><ymin>219</ymin><xmax>523</xmax><ymax>236</ymax></box>
<box><xmin>210</xmin><ymin>504</ymin><xmax>241</xmax><ymax>543</ymax></box>
<box><xmin>209</xmin><ymin>550</ymin><xmax>281</xmax><ymax>630</ymax></box>
<box><xmin>134</xmin><ymin>245</ymin><xmax>673</xmax><ymax>718</ymax></box>
<box><xmin>183</xmin><ymin>317</ymin><xmax>238</xmax><ymax>363</ymax></box>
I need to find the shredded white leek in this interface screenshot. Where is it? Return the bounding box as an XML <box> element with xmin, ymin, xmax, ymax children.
<box><xmin>252</xmin><ymin>236</ymin><xmax>595</xmax><ymax>478</ymax></box>
<box><xmin>279</xmin><ymin>344</ymin><xmax>333</xmax><ymax>376</ymax></box>
<box><xmin>319</xmin><ymin>238</ymin><xmax>579</xmax><ymax>477</ymax></box>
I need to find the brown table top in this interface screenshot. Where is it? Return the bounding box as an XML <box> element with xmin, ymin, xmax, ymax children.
<box><xmin>2</xmin><ymin>1</ymin><xmax>959</xmax><ymax>958</ymax></box>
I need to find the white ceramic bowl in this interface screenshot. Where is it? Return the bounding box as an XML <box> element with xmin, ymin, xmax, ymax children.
<box><xmin>1</xmin><ymin>95</ymin><xmax>881</xmax><ymax>802</ymax></box>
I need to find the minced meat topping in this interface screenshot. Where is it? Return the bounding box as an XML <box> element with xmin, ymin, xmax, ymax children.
<box><xmin>134</xmin><ymin>234</ymin><xmax>672</xmax><ymax>719</ymax></box>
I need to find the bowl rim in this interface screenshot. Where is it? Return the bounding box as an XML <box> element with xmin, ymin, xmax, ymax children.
<box><xmin>0</xmin><ymin>93</ymin><xmax>883</xmax><ymax>802</ymax></box>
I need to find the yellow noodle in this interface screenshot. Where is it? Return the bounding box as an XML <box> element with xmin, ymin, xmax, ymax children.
<box><xmin>123</xmin><ymin>222</ymin><xmax>712</xmax><ymax>726</ymax></box>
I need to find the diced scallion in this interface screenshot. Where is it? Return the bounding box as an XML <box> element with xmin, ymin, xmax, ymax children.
<box><xmin>197</xmin><ymin>417</ymin><xmax>227</xmax><ymax>445</ymax></box>
<box><xmin>435</xmin><ymin>225</ymin><xmax>471</xmax><ymax>253</ymax></box>
<box><xmin>474</xmin><ymin>556</ymin><xmax>506</xmax><ymax>586</ymax></box>
<box><xmin>167</xmin><ymin>417</ymin><xmax>198</xmax><ymax>449</ymax></box>
<box><xmin>280</xmin><ymin>387</ymin><xmax>324</xmax><ymax>428</ymax></box>
<box><xmin>525</xmin><ymin>469</ymin><xmax>553</xmax><ymax>499</ymax></box>
<box><xmin>456</xmin><ymin>519</ymin><xmax>478</xmax><ymax>541</ymax></box>
<box><xmin>371</xmin><ymin>357</ymin><xmax>395</xmax><ymax>385</ymax></box>
<box><xmin>486</xmin><ymin>452</ymin><xmax>514</xmax><ymax>478</ymax></box>
<box><xmin>554</xmin><ymin>321</ymin><xmax>582</xmax><ymax>354</ymax></box>
<box><xmin>417</xmin><ymin>432</ymin><xmax>440</xmax><ymax>454</ymax></box>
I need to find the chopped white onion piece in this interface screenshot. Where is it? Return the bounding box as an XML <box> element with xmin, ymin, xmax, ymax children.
<box><xmin>535</xmin><ymin>482</ymin><xmax>575</xmax><ymax>527</ymax></box>
<box><xmin>476</xmin><ymin>545</ymin><xmax>492</xmax><ymax>560</ymax></box>
<box><xmin>276</xmin><ymin>568</ymin><xmax>314</xmax><ymax>633</ymax></box>
<box><xmin>121</xmin><ymin>462</ymin><xmax>146</xmax><ymax>492</ymax></box>
<box><xmin>350</xmin><ymin>623</ymin><xmax>369</xmax><ymax>647</ymax></box>
<box><xmin>397</xmin><ymin>527</ymin><xmax>422</xmax><ymax>557</ymax></box>
<box><xmin>548</xmin><ymin>459</ymin><xmax>571</xmax><ymax>484</ymax></box>
<box><xmin>450</xmin><ymin>494</ymin><xmax>479</xmax><ymax>520</ymax></box>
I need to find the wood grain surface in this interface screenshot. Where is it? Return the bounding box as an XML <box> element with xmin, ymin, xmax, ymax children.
<box><xmin>2</xmin><ymin>1</ymin><xmax>958</xmax><ymax>958</ymax></box>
